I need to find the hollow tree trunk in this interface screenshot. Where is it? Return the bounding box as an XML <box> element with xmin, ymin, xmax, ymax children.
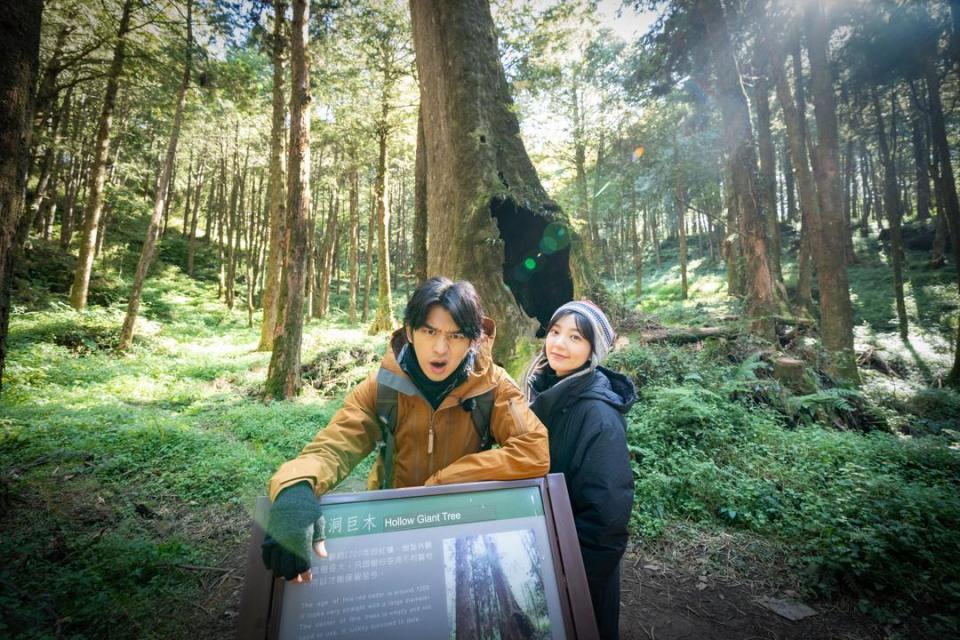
<box><xmin>265</xmin><ymin>0</ymin><xmax>310</xmax><ymax>400</ymax></box>
<box><xmin>410</xmin><ymin>0</ymin><xmax>573</xmax><ymax>359</ymax></box>
<box><xmin>258</xmin><ymin>0</ymin><xmax>287</xmax><ymax>351</ymax></box>
<box><xmin>69</xmin><ymin>0</ymin><xmax>133</xmax><ymax>310</ymax></box>
<box><xmin>118</xmin><ymin>0</ymin><xmax>193</xmax><ymax>350</ymax></box>
<box><xmin>0</xmin><ymin>0</ymin><xmax>43</xmax><ymax>390</ymax></box>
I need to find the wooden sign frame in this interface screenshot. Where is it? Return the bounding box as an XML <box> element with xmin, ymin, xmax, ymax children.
<box><xmin>238</xmin><ymin>474</ymin><xmax>597</xmax><ymax>639</ymax></box>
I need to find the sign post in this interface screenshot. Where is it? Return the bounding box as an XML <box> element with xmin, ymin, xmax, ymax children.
<box><xmin>238</xmin><ymin>475</ymin><xmax>597</xmax><ymax>639</ymax></box>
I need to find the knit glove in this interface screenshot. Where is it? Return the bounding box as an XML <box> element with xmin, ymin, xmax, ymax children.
<box><xmin>261</xmin><ymin>482</ymin><xmax>325</xmax><ymax>580</ymax></box>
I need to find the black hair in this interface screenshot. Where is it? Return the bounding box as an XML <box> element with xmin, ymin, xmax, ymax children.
<box><xmin>404</xmin><ymin>277</ymin><xmax>485</xmax><ymax>340</ymax></box>
<box><xmin>547</xmin><ymin>309</ymin><xmax>595</xmax><ymax>352</ymax></box>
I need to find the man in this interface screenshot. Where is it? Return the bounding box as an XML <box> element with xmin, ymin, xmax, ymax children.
<box><xmin>262</xmin><ymin>277</ymin><xmax>550</xmax><ymax>581</ymax></box>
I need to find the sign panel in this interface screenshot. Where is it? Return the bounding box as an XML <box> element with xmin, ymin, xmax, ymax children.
<box><xmin>239</xmin><ymin>476</ymin><xmax>597</xmax><ymax>640</ymax></box>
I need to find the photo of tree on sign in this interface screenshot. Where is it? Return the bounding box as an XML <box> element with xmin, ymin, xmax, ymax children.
<box><xmin>443</xmin><ymin>530</ymin><xmax>550</xmax><ymax>640</ymax></box>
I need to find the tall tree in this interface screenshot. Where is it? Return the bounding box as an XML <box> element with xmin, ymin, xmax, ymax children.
<box><xmin>257</xmin><ymin>0</ymin><xmax>288</xmax><ymax>352</ymax></box>
<box><xmin>413</xmin><ymin>109</ymin><xmax>428</xmax><ymax>284</ymax></box>
<box><xmin>265</xmin><ymin>0</ymin><xmax>310</xmax><ymax>399</ymax></box>
<box><xmin>410</xmin><ymin>0</ymin><xmax>574</xmax><ymax>359</ymax></box>
<box><xmin>0</xmin><ymin>0</ymin><xmax>44</xmax><ymax>390</ymax></box>
<box><xmin>69</xmin><ymin>0</ymin><xmax>134</xmax><ymax>310</ymax></box>
<box><xmin>802</xmin><ymin>0</ymin><xmax>860</xmax><ymax>383</ymax></box>
<box><xmin>695</xmin><ymin>0</ymin><xmax>781</xmax><ymax>340</ymax></box>
<box><xmin>118</xmin><ymin>0</ymin><xmax>193</xmax><ymax>350</ymax></box>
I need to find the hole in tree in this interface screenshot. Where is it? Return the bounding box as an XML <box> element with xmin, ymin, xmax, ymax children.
<box><xmin>490</xmin><ymin>196</ymin><xmax>573</xmax><ymax>336</ymax></box>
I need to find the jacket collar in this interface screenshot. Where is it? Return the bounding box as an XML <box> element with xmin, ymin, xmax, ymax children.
<box><xmin>379</xmin><ymin>317</ymin><xmax>497</xmax><ymax>402</ymax></box>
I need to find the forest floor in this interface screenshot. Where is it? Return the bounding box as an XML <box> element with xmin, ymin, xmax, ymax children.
<box><xmin>2</xmin><ymin>230</ymin><xmax>958</xmax><ymax>639</ymax></box>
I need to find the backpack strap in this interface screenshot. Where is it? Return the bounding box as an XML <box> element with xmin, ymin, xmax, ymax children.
<box><xmin>469</xmin><ymin>390</ymin><xmax>495</xmax><ymax>451</ymax></box>
<box><xmin>373</xmin><ymin>367</ymin><xmax>497</xmax><ymax>489</ymax></box>
<box><xmin>374</xmin><ymin>373</ymin><xmax>399</xmax><ymax>491</ymax></box>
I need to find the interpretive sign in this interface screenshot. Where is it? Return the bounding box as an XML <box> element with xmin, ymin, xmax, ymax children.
<box><xmin>238</xmin><ymin>474</ymin><xmax>597</xmax><ymax>640</ymax></box>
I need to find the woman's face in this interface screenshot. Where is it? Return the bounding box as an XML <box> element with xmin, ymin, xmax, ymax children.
<box><xmin>544</xmin><ymin>314</ymin><xmax>592</xmax><ymax>377</ymax></box>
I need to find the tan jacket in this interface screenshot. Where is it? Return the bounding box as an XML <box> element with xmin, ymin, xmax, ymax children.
<box><xmin>268</xmin><ymin>319</ymin><xmax>549</xmax><ymax>500</ymax></box>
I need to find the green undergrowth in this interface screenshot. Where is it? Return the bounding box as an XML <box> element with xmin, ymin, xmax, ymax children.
<box><xmin>611</xmin><ymin>338</ymin><xmax>960</xmax><ymax>633</ymax></box>
<box><xmin>2</xmin><ymin>259</ymin><xmax>386</xmax><ymax>639</ymax></box>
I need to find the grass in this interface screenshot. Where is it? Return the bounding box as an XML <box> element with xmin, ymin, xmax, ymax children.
<box><xmin>2</xmin><ymin>218</ymin><xmax>959</xmax><ymax>638</ymax></box>
<box><xmin>2</xmin><ymin>252</ymin><xmax>385</xmax><ymax>639</ymax></box>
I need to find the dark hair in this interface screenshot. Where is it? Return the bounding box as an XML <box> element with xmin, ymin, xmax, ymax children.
<box><xmin>547</xmin><ymin>309</ymin><xmax>595</xmax><ymax>351</ymax></box>
<box><xmin>404</xmin><ymin>277</ymin><xmax>485</xmax><ymax>340</ymax></box>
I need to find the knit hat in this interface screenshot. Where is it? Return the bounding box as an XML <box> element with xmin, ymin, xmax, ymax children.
<box><xmin>521</xmin><ymin>300</ymin><xmax>616</xmax><ymax>400</ymax></box>
<box><xmin>550</xmin><ymin>300</ymin><xmax>616</xmax><ymax>363</ymax></box>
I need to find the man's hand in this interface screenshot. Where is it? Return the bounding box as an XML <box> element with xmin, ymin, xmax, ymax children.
<box><xmin>261</xmin><ymin>482</ymin><xmax>327</xmax><ymax>581</ymax></box>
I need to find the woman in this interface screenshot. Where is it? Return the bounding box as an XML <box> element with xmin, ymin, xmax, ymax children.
<box><xmin>522</xmin><ymin>300</ymin><xmax>636</xmax><ymax>639</ymax></box>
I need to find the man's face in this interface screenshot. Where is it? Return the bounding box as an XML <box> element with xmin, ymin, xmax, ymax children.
<box><xmin>407</xmin><ymin>305</ymin><xmax>472</xmax><ymax>381</ymax></box>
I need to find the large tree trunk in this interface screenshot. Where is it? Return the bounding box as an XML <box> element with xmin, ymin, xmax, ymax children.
<box><xmin>871</xmin><ymin>89</ymin><xmax>909</xmax><ymax>341</ymax></box>
<box><xmin>362</xmin><ymin>186</ymin><xmax>375</xmax><ymax>323</ymax></box>
<box><xmin>912</xmin><ymin>112</ymin><xmax>932</xmax><ymax>223</ymax></box>
<box><xmin>369</xmin><ymin>103</ymin><xmax>395</xmax><ymax>334</ymax></box>
<box><xmin>265</xmin><ymin>0</ymin><xmax>310</xmax><ymax>400</ymax></box>
<box><xmin>752</xmin><ymin>53</ymin><xmax>783</xmax><ymax>282</ymax></box>
<box><xmin>118</xmin><ymin>0</ymin><xmax>193</xmax><ymax>350</ymax></box>
<box><xmin>69</xmin><ymin>0</ymin><xmax>133</xmax><ymax>310</ymax></box>
<box><xmin>697</xmin><ymin>0</ymin><xmax>780</xmax><ymax>340</ymax></box>
<box><xmin>348</xmin><ymin>157</ymin><xmax>360</xmax><ymax>323</ymax></box>
<box><xmin>413</xmin><ymin>110</ymin><xmax>428</xmax><ymax>285</ymax></box>
<box><xmin>674</xmin><ymin>146</ymin><xmax>688</xmax><ymax>300</ymax></box>
<box><xmin>258</xmin><ymin>0</ymin><xmax>288</xmax><ymax>351</ymax></box>
<box><xmin>0</xmin><ymin>0</ymin><xmax>43</xmax><ymax>391</ymax></box>
<box><xmin>924</xmin><ymin>50</ymin><xmax>960</xmax><ymax>385</ymax></box>
<box><xmin>802</xmin><ymin>1</ymin><xmax>860</xmax><ymax>383</ymax></box>
<box><xmin>410</xmin><ymin>0</ymin><xmax>573</xmax><ymax>360</ymax></box>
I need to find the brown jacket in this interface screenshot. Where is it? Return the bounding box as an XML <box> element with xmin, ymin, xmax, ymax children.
<box><xmin>268</xmin><ymin>319</ymin><xmax>549</xmax><ymax>500</ymax></box>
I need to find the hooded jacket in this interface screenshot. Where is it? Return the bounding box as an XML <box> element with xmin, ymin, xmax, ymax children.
<box><xmin>269</xmin><ymin>318</ymin><xmax>550</xmax><ymax>500</ymax></box>
<box><xmin>528</xmin><ymin>365</ymin><xmax>636</xmax><ymax>585</ymax></box>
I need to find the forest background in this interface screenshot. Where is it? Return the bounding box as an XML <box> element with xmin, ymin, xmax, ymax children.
<box><xmin>1</xmin><ymin>0</ymin><xmax>959</xmax><ymax>638</ymax></box>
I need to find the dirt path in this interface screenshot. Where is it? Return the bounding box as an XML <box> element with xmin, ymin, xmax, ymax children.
<box><xmin>619</xmin><ymin>551</ymin><xmax>883</xmax><ymax>640</ymax></box>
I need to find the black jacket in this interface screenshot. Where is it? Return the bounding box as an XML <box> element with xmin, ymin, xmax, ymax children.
<box><xmin>529</xmin><ymin>365</ymin><xmax>636</xmax><ymax>584</ymax></box>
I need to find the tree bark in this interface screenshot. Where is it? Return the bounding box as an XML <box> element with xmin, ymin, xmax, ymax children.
<box><xmin>362</xmin><ymin>185</ymin><xmax>375</xmax><ymax>323</ymax></box>
<box><xmin>258</xmin><ymin>0</ymin><xmax>288</xmax><ymax>351</ymax></box>
<box><xmin>752</xmin><ymin>53</ymin><xmax>783</xmax><ymax>282</ymax></box>
<box><xmin>410</xmin><ymin>0</ymin><xmax>574</xmax><ymax>359</ymax></box>
<box><xmin>69</xmin><ymin>0</ymin><xmax>133</xmax><ymax>310</ymax></box>
<box><xmin>923</xmin><ymin>49</ymin><xmax>960</xmax><ymax>385</ymax></box>
<box><xmin>0</xmin><ymin>0</ymin><xmax>43</xmax><ymax>391</ymax></box>
<box><xmin>369</xmin><ymin>100</ymin><xmax>394</xmax><ymax>333</ymax></box>
<box><xmin>265</xmin><ymin>0</ymin><xmax>310</xmax><ymax>400</ymax></box>
<box><xmin>697</xmin><ymin>0</ymin><xmax>779</xmax><ymax>339</ymax></box>
<box><xmin>801</xmin><ymin>1</ymin><xmax>860</xmax><ymax>382</ymax></box>
<box><xmin>118</xmin><ymin>0</ymin><xmax>193</xmax><ymax>350</ymax></box>
<box><xmin>348</xmin><ymin>156</ymin><xmax>360</xmax><ymax>323</ymax></box>
<box><xmin>413</xmin><ymin>109</ymin><xmax>428</xmax><ymax>284</ymax></box>
<box><xmin>871</xmin><ymin>89</ymin><xmax>909</xmax><ymax>341</ymax></box>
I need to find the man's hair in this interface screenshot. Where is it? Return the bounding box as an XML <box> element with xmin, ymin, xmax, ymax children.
<box><xmin>404</xmin><ymin>277</ymin><xmax>485</xmax><ymax>340</ymax></box>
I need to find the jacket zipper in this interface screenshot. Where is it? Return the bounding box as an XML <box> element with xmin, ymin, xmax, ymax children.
<box><xmin>424</xmin><ymin>384</ymin><xmax>497</xmax><ymax>478</ymax></box>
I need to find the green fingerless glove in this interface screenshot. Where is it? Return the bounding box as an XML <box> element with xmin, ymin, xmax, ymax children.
<box><xmin>261</xmin><ymin>482</ymin><xmax>325</xmax><ymax>580</ymax></box>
